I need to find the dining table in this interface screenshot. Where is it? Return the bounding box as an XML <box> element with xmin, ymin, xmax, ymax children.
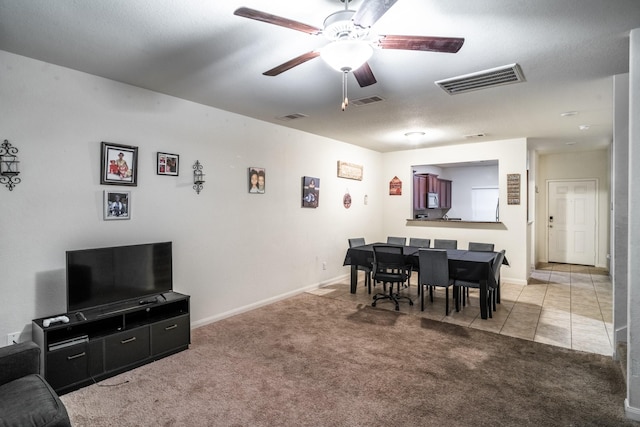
<box><xmin>343</xmin><ymin>243</ymin><xmax>508</xmax><ymax>319</ymax></box>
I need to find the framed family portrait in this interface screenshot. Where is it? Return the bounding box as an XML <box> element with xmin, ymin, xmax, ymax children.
<box><xmin>100</xmin><ymin>142</ymin><xmax>138</xmax><ymax>186</ymax></box>
<box><xmin>157</xmin><ymin>152</ymin><xmax>179</xmax><ymax>176</ymax></box>
<box><xmin>103</xmin><ymin>190</ymin><xmax>131</xmax><ymax>220</ymax></box>
<box><xmin>302</xmin><ymin>176</ymin><xmax>320</xmax><ymax>208</ymax></box>
<box><xmin>248</xmin><ymin>167</ymin><xmax>265</xmax><ymax>194</ymax></box>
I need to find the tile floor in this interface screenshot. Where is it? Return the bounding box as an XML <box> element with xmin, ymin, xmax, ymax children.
<box><xmin>310</xmin><ymin>262</ymin><xmax>613</xmax><ymax>356</ymax></box>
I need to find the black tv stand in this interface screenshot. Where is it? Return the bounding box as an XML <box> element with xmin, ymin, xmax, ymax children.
<box><xmin>32</xmin><ymin>291</ymin><xmax>190</xmax><ymax>395</ymax></box>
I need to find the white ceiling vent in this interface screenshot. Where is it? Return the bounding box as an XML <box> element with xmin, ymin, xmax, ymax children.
<box><xmin>276</xmin><ymin>113</ymin><xmax>308</xmax><ymax>121</ymax></box>
<box><xmin>435</xmin><ymin>63</ymin><xmax>525</xmax><ymax>95</ymax></box>
<box><xmin>351</xmin><ymin>95</ymin><xmax>385</xmax><ymax>107</ymax></box>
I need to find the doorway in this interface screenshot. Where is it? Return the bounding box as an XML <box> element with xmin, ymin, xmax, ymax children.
<box><xmin>547</xmin><ymin>179</ymin><xmax>597</xmax><ymax>265</ymax></box>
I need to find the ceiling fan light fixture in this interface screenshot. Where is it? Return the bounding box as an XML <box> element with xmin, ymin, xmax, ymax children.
<box><xmin>320</xmin><ymin>40</ymin><xmax>373</xmax><ymax>72</ymax></box>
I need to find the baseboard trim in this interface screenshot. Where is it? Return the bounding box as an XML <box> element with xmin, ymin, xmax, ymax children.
<box><xmin>625</xmin><ymin>399</ymin><xmax>640</xmax><ymax>421</ymax></box>
<box><xmin>189</xmin><ymin>274</ymin><xmax>349</xmax><ymax>330</ymax></box>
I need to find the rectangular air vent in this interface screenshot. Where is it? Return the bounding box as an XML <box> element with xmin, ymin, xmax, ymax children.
<box><xmin>276</xmin><ymin>113</ymin><xmax>307</xmax><ymax>121</ymax></box>
<box><xmin>351</xmin><ymin>95</ymin><xmax>385</xmax><ymax>106</ymax></box>
<box><xmin>436</xmin><ymin>63</ymin><xmax>525</xmax><ymax>95</ymax></box>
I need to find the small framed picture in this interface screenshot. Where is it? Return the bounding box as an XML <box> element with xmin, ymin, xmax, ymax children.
<box><xmin>248</xmin><ymin>167</ymin><xmax>265</xmax><ymax>193</ymax></box>
<box><xmin>302</xmin><ymin>176</ymin><xmax>320</xmax><ymax>208</ymax></box>
<box><xmin>104</xmin><ymin>190</ymin><xmax>131</xmax><ymax>220</ymax></box>
<box><xmin>157</xmin><ymin>152</ymin><xmax>179</xmax><ymax>176</ymax></box>
<box><xmin>100</xmin><ymin>142</ymin><xmax>138</xmax><ymax>186</ymax></box>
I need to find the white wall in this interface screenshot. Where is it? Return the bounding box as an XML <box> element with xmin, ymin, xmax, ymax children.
<box><xmin>535</xmin><ymin>150</ymin><xmax>610</xmax><ymax>268</ymax></box>
<box><xmin>380</xmin><ymin>139</ymin><xmax>529</xmax><ymax>285</ymax></box>
<box><xmin>0</xmin><ymin>50</ymin><xmax>383</xmax><ymax>343</ymax></box>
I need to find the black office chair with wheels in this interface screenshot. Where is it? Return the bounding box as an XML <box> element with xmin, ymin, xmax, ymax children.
<box><xmin>434</xmin><ymin>239</ymin><xmax>457</xmax><ymax>249</ymax></box>
<box><xmin>418</xmin><ymin>249</ymin><xmax>455</xmax><ymax>315</ymax></box>
<box><xmin>348</xmin><ymin>238</ymin><xmax>373</xmax><ymax>294</ymax></box>
<box><xmin>387</xmin><ymin>236</ymin><xmax>407</xmax><ymax>246</ymax></box>
<box><xmin>468</xmin><ymin>242</ymin><xmax>495</xmax><ymax>252</ymax></box>
<box><xmin>409</xmin><ymin>238</ymin><xmax>431</xmax><ymax>248</ymax></box>
<box><xmin>371</xmin><ymin>245</ymin><xmax>413</xmax><ymax>311</ymax></box>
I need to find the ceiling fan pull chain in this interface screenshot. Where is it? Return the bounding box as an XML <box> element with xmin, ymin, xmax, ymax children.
<box><xmin>341</xmin><ymin>70</ymin><xmax>349</xmax><ymax>111</ymax></box>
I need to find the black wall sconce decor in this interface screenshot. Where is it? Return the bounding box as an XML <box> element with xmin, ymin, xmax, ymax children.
<box><xmin>193</xmin><ymin>160</ymin><xmax>205</xmax><ymax>194</ymax></box>
<box><xmin>0</xmin><ymin>139</ymin><xmax>21</xmax><ymax>191</ymax></box>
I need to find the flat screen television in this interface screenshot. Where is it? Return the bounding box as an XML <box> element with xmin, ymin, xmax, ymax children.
<box><xmin>66</xmin><ymin>242</ymin><xmax>173</xmax><ymax>313</ymax></box>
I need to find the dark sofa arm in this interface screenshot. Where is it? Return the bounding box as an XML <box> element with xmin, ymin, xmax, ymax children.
<box><xmin>0</xmin><ymin>341</ymin><xmax>40</xmax><ymax>386</ymax></box>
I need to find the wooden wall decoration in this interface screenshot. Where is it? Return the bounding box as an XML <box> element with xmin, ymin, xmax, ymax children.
<box><xmin>389</xmin><ymin>176</ymin><xmax>402</xmax><ymax>195</ymax></box>
<box><xmin>337</xmin><ymin>161</ymin><xmax>363</xmax><ymax>181</ymax></box>
<box><xmin>507</xmin><ymin>173</ymin><xmax>521</xmax><ymax>205</ymax></box>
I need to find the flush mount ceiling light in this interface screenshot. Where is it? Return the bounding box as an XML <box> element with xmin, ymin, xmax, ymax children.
<box><xmin>579</xmin><ymin>124</ymin><xmax>591</xmax><ymax>131</ymax></box>
<box><xmin>404</xmin><ymin>131</ymin><xmax>426</xmax><ymax>143</ymax></box>
<box><xmin>560</xmin><ymin>111</ymin><xmax>578</xmax><ymax>117</ymax></box>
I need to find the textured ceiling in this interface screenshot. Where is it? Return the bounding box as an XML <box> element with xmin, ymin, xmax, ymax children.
<box><xmin>1</xmin><ymin>0</ymin><xmax>638</xmax><ymax>153</ymax></box>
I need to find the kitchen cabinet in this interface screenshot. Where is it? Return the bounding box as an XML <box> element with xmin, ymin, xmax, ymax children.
<box><xmin>414</xmin><ymin>173</ymin><xmax>452</xmax><ymax>211</ymax></box>
<box><xmin>413</xmin><ymin>175</ymin><xmax>427</xmax><ymax>209</ymax></box>
<box><xmin>438</xmin><ymin>179</ymin><xmax>452</xmax><ymax>209</ymax></box>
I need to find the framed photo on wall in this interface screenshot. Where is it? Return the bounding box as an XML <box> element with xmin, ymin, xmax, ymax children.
<box><xmin>103</xmin><ymin>190</ymin><xmax>131</xmax><ymax>220</ymax></box>
<box><xmin>302</xmin><ymin>176</ymin><xmax>320</xmax><ymax>208</ymax></box>
<box><xmin>157</xmin><ymin>152</ymin><xmax>179</xmax><ymax>176</ymax></box>
<box><xmin>100</xmin><ymin>142</ymin><xmax>138</xmax><ymax>186</ymax></box>
<box><xmin>248</xmin><ymin>167</ymin><xmax>265</xmax><ymax>193</ymax></box>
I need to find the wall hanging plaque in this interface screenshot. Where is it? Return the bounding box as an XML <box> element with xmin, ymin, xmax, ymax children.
<box><xmin>507</xmin><ymin>173</ymin><xmax>521</xmax><ymax>205</ymax></box>
<box><xmin>337</xmin><ymin>161</ymin><xmax>363</xmax><ymax>181</ymax></box>
<box><xmin>389</xmin><ymin>176</ymin><xmax>402</xmax><ymax>195</ymax></box>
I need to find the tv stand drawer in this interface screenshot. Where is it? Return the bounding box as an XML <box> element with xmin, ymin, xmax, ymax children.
<box><xmin>151</xmin><ymin>314</ymin><xmax>190</xmax><ymax>355</ymax></box>
<box><xmin>46</xmin><ymin>343</ymin><xmax>88</xmax><ymax>390</ymax></box>
<box><xmin>104</xmin><ymin>327</ymin><xmax>150</xmax><ymax>370</ymax></box>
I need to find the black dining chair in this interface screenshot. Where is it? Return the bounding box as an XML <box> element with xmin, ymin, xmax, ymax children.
<box><xmin>371</xmin><ymin>245</ymin><xmax>413</xmax><ymax>311</ymax></box>
<box><xmin>433</xmin><ymin>239</ymin><xmax>457</xmax><ymax>249</ymax></box>
<box><xmin>387</xmin><ymin>236</ymin><xmax>407</xmax><ymax>246</ymax></box>
<box><xmin>409</xmin><ymin>237</ymin><xmax>431</xmax><ymax>248</ymax></box>
<box><xmin>460</xmin><ymin>242</ymin><xmax>495</xmax><ymax>305</ymax></box>
<box><xmin>418</xmin><ymin>249</ymin><xmax>455</xmax><ymax>315</ymax></box>
<box><xmin>468</xmin><ymin>242</ymin><xmax>495</xmax><ymax>252</ymax></box>
<box><xmin>348</xmin><ymin>238</ymin><xmax>373</xmax><ymax>294</ymax></box>
<box><xmin>491</xmin><ymin>250</ymin><xmax>506</xmax><ymax>310</ymax></box>
<box><xmin>454</xmin><ymin>250</ymin><xmax>505</xmax><ymax>318</ymax></box>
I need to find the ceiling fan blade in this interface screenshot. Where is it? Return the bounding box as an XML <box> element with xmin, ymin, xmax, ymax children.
<box><xmin>378</xmin><ymin>35</ymin><xmax>465</xmax><ymax>53</ymax></box>
<box><xmin>234</xmin><ymin>7</ymin><xmax>322</xmax><ymax>35</ymax></box>
<box><xmin>353</xmin><ymin>62</ymin><xmax>377</xmax><ymax>87</ymax></box>
<box><xmin>263</xmin><ymin>51</ymin><xmax>321</xmax><ymax>76</ymax></box>
<box><xmin>352</xmin><ymin>0</ymin><xmax>399</xmax><ymax>28</ymax></box>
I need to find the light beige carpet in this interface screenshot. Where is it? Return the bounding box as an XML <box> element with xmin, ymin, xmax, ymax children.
<box><xmin>61</xmin><ymin>293</ymin><xmax>635</xmax><ymax>426</ymax></box>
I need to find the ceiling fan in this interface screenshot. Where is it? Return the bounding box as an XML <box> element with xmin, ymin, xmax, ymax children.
<box><xmin>234</xmin><ymin>0</ymin><xmax>464</xmax><ymax>109</ymax></box>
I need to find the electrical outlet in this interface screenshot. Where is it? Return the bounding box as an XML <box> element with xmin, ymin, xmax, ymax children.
<box><xmin>322</xmin><ymin>262</ymin><xmax>327</xmax><ymax>270</ymax></box>
<box><xmin>7</xmin><ymin>332</ymin><xmax>20</xmax><ymax>345</ymax></box>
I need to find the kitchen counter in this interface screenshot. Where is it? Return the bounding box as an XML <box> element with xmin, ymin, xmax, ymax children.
<box><xmin>407</xmin><ymin>219</ymin><xmax>506</xmax><ymax>228</ymax></box>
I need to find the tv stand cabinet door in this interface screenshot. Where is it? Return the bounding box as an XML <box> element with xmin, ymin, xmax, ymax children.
<box><xmin>46</xmin><ymin>343</ymin><xmax>89</xmax><ymax>390</ymax></box>
<box><xmin>151</xmin><ymin>314</ymin><xmax>190</xmax><ymax>356</ymax></box>
<box><xmin>104</xmin><ymin>326</ymin><xmax>150</xmax><ymax>371</ymax></box>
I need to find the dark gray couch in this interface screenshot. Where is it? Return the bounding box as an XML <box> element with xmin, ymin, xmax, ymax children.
<box><xmin>0</xmin><ymin>341</ymin><xmax>71</xmax><ymax>427</ymax></box>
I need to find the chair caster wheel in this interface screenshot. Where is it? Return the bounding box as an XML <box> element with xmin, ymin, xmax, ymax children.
<box><xmin>395</xmin><ymin>306</ymin><xmax>400</xmax><ymax>311</ymax></box>
<box><xmin>409</xmin><ymin>301</ymin><xmax>414</xmax><ymax>306</ymax></box>
<box><xmin>372</xmin><ymin>302</ymin><xmax>376</xmax><ymax>307</ymax></box>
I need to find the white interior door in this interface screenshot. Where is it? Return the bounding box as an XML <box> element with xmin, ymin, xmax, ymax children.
<box><xmin>548</xmin><ymin>180</ymin><xmax>597</xmax><ymax>265</ymax></box>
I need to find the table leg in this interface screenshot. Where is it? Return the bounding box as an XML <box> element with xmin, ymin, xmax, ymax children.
<box><xmin>479</xmin><ymin>279</ymin><xmax>488</xmax><ymax>319</ymax></box>
<box><xmin>350</xmin><ymin>265</ymin><xmax>358</xmax><ymax>294</ymax></box>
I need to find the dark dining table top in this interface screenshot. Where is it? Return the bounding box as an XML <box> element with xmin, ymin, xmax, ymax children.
<box><xmin>344</xmin><ymin>243</ymin><xmax>506</xmax><ymax>268</ymax></box>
